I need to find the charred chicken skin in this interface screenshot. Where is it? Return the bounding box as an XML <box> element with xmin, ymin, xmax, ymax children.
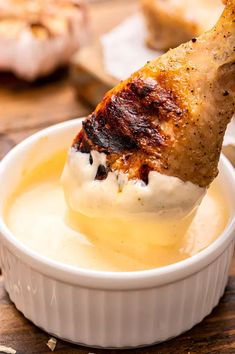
<box><xmin>73</xmin><ymin>0</ymin><xmax>235</xmax><ymax>188</ymax></box>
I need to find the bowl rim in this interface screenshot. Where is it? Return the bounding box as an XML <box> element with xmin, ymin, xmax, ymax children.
<box><xmin>0</xmin><ymin>118</ymin><xmax>235</xmax><ymax>290</ymax></box>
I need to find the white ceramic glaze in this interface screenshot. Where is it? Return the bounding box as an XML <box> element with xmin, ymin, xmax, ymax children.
<box><xmin>0</xmin><ymin>118</ymin><xmax>235</xmax><ymax>348</ymax></box>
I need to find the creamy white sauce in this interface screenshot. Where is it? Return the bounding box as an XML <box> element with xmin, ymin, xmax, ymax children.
<box><xmin>5</xmin><ymin>172</ymin><xmax>228</xmax><ymax>272</ymax></box>
<box><xmin>62</xmin><ymin>149</ymin><xmax>206</xmax><ymax>220</ymax></box>
<box><xmin>5</xmin><ymin>151</ymin><xmax>228</xmax><ymax>272</ymax></box>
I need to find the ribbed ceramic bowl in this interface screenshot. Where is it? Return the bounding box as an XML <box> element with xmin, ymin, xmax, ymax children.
<box><xmin>0</xmin><ymin>118</ymin><xmax>235</xmax><ymax>348</ymax></box>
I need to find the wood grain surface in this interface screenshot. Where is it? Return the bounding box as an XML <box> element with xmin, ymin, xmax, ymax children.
<box><xmin>0</xmin><ymin>1</ymin><xmax>235</xmax><ymax>353</ymax></box>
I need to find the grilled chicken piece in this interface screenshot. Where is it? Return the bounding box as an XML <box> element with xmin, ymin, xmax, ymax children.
<box><xmin>73</xmin><ymin>0</ymin><xmax>235</xmax><ymax>189</ymax></box>
<box><xmin>141</xmin><ymin>0</ymin><xmax>224</xmax><ymax>50</ymax></box>
<box><xmin>0</xmin><ymin>0</ymin><xmax>88</xmax><ymax>80</ymax></box>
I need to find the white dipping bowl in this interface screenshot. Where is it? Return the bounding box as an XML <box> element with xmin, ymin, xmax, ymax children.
<box><xmin>0</xmin><ymin>118</ymin><xmax>235</xmax><ymax>348</ymax></box>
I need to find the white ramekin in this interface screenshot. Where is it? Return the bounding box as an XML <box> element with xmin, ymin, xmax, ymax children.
<box><xmin>0</xmin><ymin>118</ymin><xmax>235</xmax><ymax>348</ymax></box>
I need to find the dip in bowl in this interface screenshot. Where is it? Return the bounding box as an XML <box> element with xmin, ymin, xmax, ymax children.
<box><xmin>0</xmin><ymin>118</ymin><xmax>235</xmax><ymax>348</ymax></box>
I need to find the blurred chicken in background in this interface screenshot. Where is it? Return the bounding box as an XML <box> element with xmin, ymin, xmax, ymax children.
<box><xmin>141</xmin><ymin>0</ymin><xmax>224</xmax><ymax>50</ymax></box>
<box><xmin>0</xmin><ymin>0</ymin><xmax>89</xmax><ymax>81</ymax></box>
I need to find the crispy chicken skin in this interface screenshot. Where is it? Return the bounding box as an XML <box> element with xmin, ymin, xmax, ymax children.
<box><xmin>141</xmin><ymin>0</ymin><xmax>224</xmax><ymax>50</ymax></box>
<box><xmin>73</xmin><ymin>0</ymin><xmax>235</xmax><ymax>188</ymax></box>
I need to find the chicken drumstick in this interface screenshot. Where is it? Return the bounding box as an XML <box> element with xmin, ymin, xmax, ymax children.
<box><xmin>63</xmin><ymin>0</ymin><xmax>235</xmax><ymax>218</ymax></box>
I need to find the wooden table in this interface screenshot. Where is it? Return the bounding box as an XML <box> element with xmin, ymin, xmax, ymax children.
<box><xmin>1</xmin><ymin>1</ymin><xmax>235</xmax><ymax>353</ymax></box>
